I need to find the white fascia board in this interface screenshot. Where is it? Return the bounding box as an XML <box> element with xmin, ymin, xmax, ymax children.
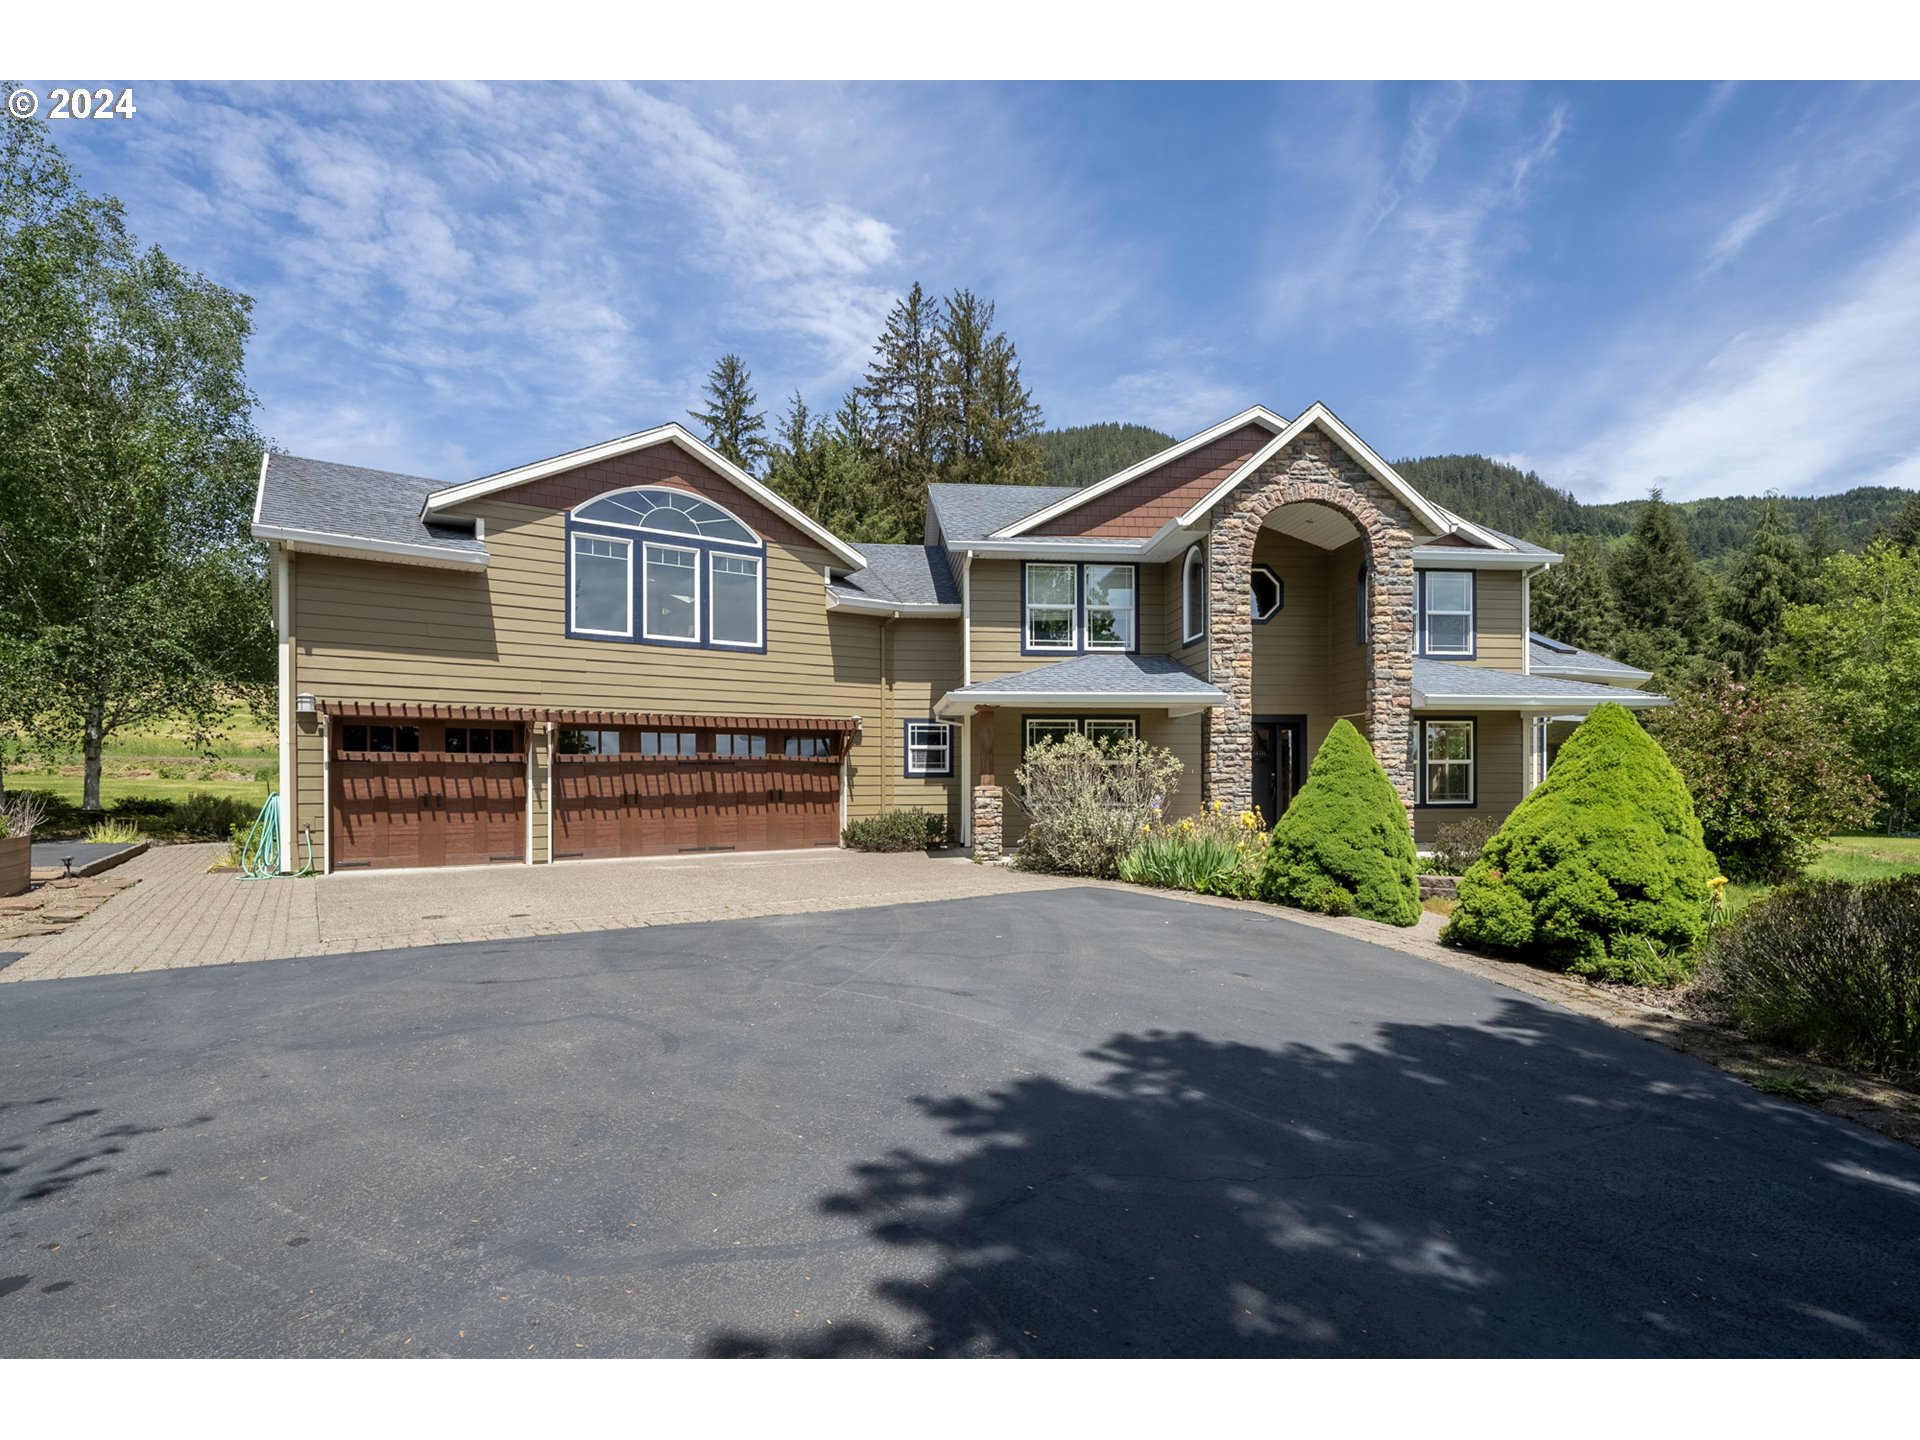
<box><xmin>420</xmin><ymin>422</ymin><xmax>867</xmax><ymax>572</ymax></box>
<box><xmin>989</xmin><ymin>405</ymin><xmax>1290</xmax><ymax>539</ymax></box>
<box><xmin>824</xmin><ymin>591</ymin><xmax>962</xmax><ymax>618</ymax></box>
<box><xmin>252</xmin><ymin>451</ymin><xmax>271</xmax><ymax>529</ymax></box>
<box><xmin>251</xmin><ymin>523</ymin><xmax>490</xmax><ymax>571</ymax></box>
<box><xmin>937</xmin><ymin>689</ymin><xmax>1227</xmax><ymax>717</ymax></box>
<box><xmin>1532</xmin><ymin>666</ymin><xmax>1654</xmax><ymax>687</ymax></box>
<box><xmin>1412</xmin><ymin>691</ymin><xmax>1671</xmax><ymax>711</ymax></box>
<box><xmin>961</xmin><ymin>538</ymin><xmax>1162</xmax><ymax>562</ymax></box>
<box><xmin>1174</xmin><ymin>403</ymin><xmax>1456</xmax><ymax>538</ymax></box>
<box><xmin>1413</xmin><ymin>548</ymin><xmax>1559</xmax><ymax>570</ymax></box>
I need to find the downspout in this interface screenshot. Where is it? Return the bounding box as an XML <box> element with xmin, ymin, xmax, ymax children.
<box><xmin>275</xmin><ymin>544</ymin><xmax>294</xmax><ymax>873</ymax></box>
<box><xmin>881</xmin><ymin>611</ymin><xmax>899</xmax><ymax>812</ymax></box>
<box><xmin>959</xmin><ymin>551</ymin><xmax>974</xmax><ymax>845</ymax></box>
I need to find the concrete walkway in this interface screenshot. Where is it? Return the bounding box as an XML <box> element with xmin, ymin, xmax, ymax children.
<box><xmin>0</xmin><ymin>844</ymin><xmax>1073</xmax><ymax>983</ymax></box>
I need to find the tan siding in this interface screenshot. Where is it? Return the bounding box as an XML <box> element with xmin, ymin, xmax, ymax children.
<box><xmin>876</xmin><ymin>620</ymin><xmax>964</xmax><ymax>834</ymax></box>
<box><xmin>293</xmin><ymin>717</ymin><xmax>325</xmax><ymax>870</ymax></box>
<box><xmin>1465</xmin><ymin>570</ymin><xmax>1526</xmax><ymax>670</ymax></box>
<box><xmin>1166</xmin><ymin>545</ymin><xmax>1209</xmax><ymax>675</ymax></box>
<box><xmin>1248</xmin><ymin>533</ymin><xmax>1344</xmax><ymax>754</ymax></box>
<box><xmin>1412</xmin><ymin>711</ymin><xmax>1525</xmax><ymax>843</ymax></box>
<box><xmin>1324</xmin><ymin>537</ymin><xmax>1368</xmax><ymax>722</ymax></box>
<box><xmin>285</xmin><ymin>498</ymin><xmax>905</xmax><ymax>841</ymax></box>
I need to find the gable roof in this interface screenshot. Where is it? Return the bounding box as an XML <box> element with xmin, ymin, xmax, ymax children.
<box><xmin>253</xmin><ymin>453</ymin><xmax>489</xmax><ymax>569</ymax></box>
<box><xmin>1170</xmin><ymin>403</ymin><xmax>1457</xmax><ymax>539</ymax></box>
<box><xmin>988</xmin><ymin>405</ymin><xmax>1290</xmax><ymax>539</ymax></box>
<box><xmin>420</xmin><ymin>422</ymin><xmax>866</xmax><ymax>571</ymax></box>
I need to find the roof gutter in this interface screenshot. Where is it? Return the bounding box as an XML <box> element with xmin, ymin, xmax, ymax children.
<box><xmin>1412</xmin><ymin>691</ymin><xmax>1671</xmax><ymax>711</ymax></box>
<box><xmin>249</xmin><ymin>523</ymin><xmax>490</xmax><ymax>571</ymax></box>
<box><xmin>823</xmin><ymin>590</ymin><xmax>961</xmax><ymax>618</ymax></box>
<box><xmin>936</xmin><ymin>689</ymin><xmax>1227</xmax><ymax>719</ymax></box>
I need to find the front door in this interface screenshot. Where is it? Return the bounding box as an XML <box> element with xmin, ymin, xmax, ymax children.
<box><xmin>1250</xmin><ymin>717</ymin><xmax>1305</xmax><ymax>827</ymax></box>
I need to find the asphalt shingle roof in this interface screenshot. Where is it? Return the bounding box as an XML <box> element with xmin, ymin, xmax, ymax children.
<box><xmin>926</xmin><ymin>483</ymin><xmax>1082</xmax><ymax>544</ymax></box>
<box><xmin>1527</xmin><ymin>633</ymin><xmax>1652</xmax><ymax>681</ymax></box>
<box><xmin>1412</xmin><ymin>657</ymin><xmax>1667</xmax><ymax>706</ymax></box>
<box><xmin>949</xmin><ymin>653</ymin><xmax>1225</xmax><ymax>699</ymax></box>
<box><xmin>257</xmin><ymin>454</ymin><xmax>486</xmax><ymax>558</ymax></box>
<box><xmin>828</xmin><ymin>545</ymin><xmax>960</xmax><ymax>606</ymax></box>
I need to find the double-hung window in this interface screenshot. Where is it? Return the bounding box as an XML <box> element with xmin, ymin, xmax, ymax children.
<box><xmin>571</xmin><ymin>533</ymin><xmax>632</xmax><ymax>636</ymax></box>
<box><xmin>1025</xmin><ymin>563</ymin><xmax>1078</xmax><ymax>650</ymax></box>
<box><xmin>1084</xmin><ymin>564</ymin><xmax>1136</xmax><ymax>650</ymax></box>
<box><xmin>1421</xmin><ymin>719</ymin><xmax>1475</xmax><ymax>806</ymax></box>
<box><xmin>904</xmin><ymin>721</ymin><xmax>953</xmax><ymax>777</ymax></box>
<box><xmin>1421</xmin><ymin>571</ymin><xmax>1474</xmax><ymax>656</ymax></box>
<box><xmin>643</xmin><ymin>543</ymin><xmax>700</xmax><ymax>642</ymax></box>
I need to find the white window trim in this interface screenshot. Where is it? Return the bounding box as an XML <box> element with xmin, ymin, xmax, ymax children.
<box><xmin>905</xmin><ymin>721</ymin><xmax>953</xmax><ymax>777</ymax></box>
<box><xmin>1420</xmin><ymin>718</ymin><xmax>1477</xmax><ymax>807</ymax></box>
<box><xmin>642</xmin><ymin>541</ymin><xmax>702</xmax><ymax>644</ymax></box>
<box><xmin>1083</xmin><ymin>718</ymin><xmax>1139</xmax><ymax>745</ymax></box>
<box><xmin>1025</xmin><ymin>562</ymin><xmax>1079</xmax><ymax>652</ymax></box>
<box><xmin>1182</xmin><ymin>545</ymin><xmax>1207</xmax><ymax>645</ymax></box>
<box><xmin>1024</xmin><ymin>717</ymin><xmax>1080</xmax><ymax>750</ymax></box>
<box><xmin>571</xmin><ymin>532</ymin><xmax>633</xmax><ymax>638</ymax></box>
<box><xmin>1021</xmin><ymin>716</ymin><xmax>1139</xmax><ymax>749</ymax></box>
<box><xmin>708</xmin><ymin>550</ymin><xmax>763</xmax><ymax>649</ymax></box>
<box><xmin>1422</xmin><ymin>571</ymin><xmax>1475</xmax><ymax>657</ymax></box>
<box><xmin>1251</xmin><ymin>563</ymin><xmax>1284</xmax><ymax>622</ymax></box>
<box><xmin>1083</xmin><ymin>563</ymin><xmax>1138</xmax><ymax>652</ymax></box>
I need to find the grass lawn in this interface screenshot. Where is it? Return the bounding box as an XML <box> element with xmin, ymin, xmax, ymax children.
<box><xmin>1721</xmin><ymin>834</ymin><xmax>1920</xmax><ymax>918</ymax></box>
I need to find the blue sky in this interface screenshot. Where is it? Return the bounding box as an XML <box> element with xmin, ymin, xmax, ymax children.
<box><xmin>35</xmin><ymin>79</ymin><xmax>1920</xmax><ymax>501</ymax></box>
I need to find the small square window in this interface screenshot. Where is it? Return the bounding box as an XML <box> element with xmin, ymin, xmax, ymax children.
<box><xmin>904</xmin><ymin>721</ymin><xmax>952</xmax><ymax>777</ymax></box>
<box><xmin>715</xmin><ymin>732</ymin><xmax>767</xmax><ymax>757</ymax></box>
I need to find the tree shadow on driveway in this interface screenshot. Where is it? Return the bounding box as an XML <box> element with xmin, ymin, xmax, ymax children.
<box><xmin>707</xmin><ymin>1000</ymin><xmax>1920</xmax><ymax>1358</ymax></box>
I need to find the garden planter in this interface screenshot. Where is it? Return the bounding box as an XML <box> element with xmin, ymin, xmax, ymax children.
<box><xmin>0</xmin><ymin>834</ymin><xmax>29</xmax><ymax>897</ymax></box>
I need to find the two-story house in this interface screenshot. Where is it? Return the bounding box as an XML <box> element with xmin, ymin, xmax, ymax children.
<box><xmin>252</xmin><ymin>401</ymin><xmax>1664</xmax><ymax>872</ymax></box>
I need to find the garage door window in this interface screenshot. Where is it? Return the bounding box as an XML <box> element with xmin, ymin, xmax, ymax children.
<box><xmin>638</xmin><ymin>730</ymin><xmax>697</xmax><ymax>756</ymax></box>
<box><xmin>558</xmin><ymin>728</ymin><xmax>621</xmax><ymax>755</ymax></box>
<box><xmin>445</xmin><ymin>727</ymin><xmax>517</xmax><ymax>754</ymax></box>
<box><xmin>339</xmin><ymin>723</ymin><xmax>420</xmax><ymax>753</ymax></box>
<box><xmin>785</xmin><ymin>736</ymin><xmax>833</xmax><ymax>758</ymax></box>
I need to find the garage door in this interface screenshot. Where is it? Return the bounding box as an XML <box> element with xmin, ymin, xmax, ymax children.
<box><xmin>331</xmin><ymin>720</ymin><xmax>528</xmax><ymax>870</ymax></box>
<box><xmin>553</xmin><ymin>726</ymin><xmax>843</xmax><ymax>860</ymax></box>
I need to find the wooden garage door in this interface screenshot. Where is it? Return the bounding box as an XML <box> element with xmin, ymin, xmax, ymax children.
<box><xmin>332</xmin><ymin>754</ymin><xmax>527</xmax><ymax>870</ymax></box>
<box><xmin>554</xmin><ymin>754</ymin><xmax>840</xmax><ymax>860</ymax></box>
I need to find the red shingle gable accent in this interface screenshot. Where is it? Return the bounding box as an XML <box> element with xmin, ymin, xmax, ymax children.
<box><xmin>484</xmin><ymin>441</ymin><xmax>814</xmax><ymax>550</ymax></box>
<box><xmin>1030</xmin><ymin>424</ymin><xmax>1272</xmax><ymax>538</ymax></box>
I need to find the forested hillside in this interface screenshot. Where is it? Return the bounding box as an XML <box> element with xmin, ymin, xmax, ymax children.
<box><xmin>1394</xmin><ymin>453</ymin><xmax>1914</xmax><ymax>565</ymax></box>
<box><xmin>1038</xmin><ymin>423</ymin><xmax>1175</xmax><ymax>488</ymax></box>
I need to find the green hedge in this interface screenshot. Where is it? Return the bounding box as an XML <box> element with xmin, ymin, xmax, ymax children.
<box><xmin>843</xmin><ymin>808</ymin><xmax>948</xmax><ymax>852</ymax></box>
<box><xmin>1443</xmin><ymin>702</ymin><xmax>1718</xmax><ymax>984</ymax></box>
<box><xmin>1257</xmin><ymin>720</ymin><xmax>1420</xmax><ymax>926</ymax></box>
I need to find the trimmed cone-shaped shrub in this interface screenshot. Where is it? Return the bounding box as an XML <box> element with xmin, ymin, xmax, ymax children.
<box><xmin>1442</xmin><ymin>702</ymin><xmax>1718</xmax><ymax>984</ymax></box>
<box><xmin>1257</xmin><ymin>719</ymin><xmax>1421</xmax><ymax>926</ymax></box>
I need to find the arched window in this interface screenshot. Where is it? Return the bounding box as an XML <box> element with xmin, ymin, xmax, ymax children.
<box><xmin>568</xmin><ymin>487</ymin><xmax>764</xmax><ymax>651</ymax></box>
<box><xmin>572</xmin><ymin>486</ymin><xmax>760</xmax><ymax>546</ymax></box>
<box><xmin>1182</xmin><ymin>544</ymin><xmax>1207</xmax><ymax>644</ymax></box>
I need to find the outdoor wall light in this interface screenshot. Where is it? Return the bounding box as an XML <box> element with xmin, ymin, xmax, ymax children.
<box><xmin>295</xmin><ymin>692</ymin><xmax>318</xmax><ymax>714</ymax></box>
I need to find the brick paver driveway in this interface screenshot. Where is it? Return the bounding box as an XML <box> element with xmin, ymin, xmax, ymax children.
<box><xmin>4</xmin><ymin>886</ymin><xmax>1919</xmax><ymax>1357</ymax></box>
<box><xmin>0</xmin><ymin>844</ymin><xmax>1072</xmax><ymax>983</ymax></box>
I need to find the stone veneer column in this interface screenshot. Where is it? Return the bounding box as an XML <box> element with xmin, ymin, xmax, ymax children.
<box><xmin>972</xmin><ymin>785</ymin><xmax>1004</xmax><ymax>860</ymax></box>
<box><xmin>1205</xmin><ymin>428</ymin><xmax>1418</xmax><ymax>816</ymax></box>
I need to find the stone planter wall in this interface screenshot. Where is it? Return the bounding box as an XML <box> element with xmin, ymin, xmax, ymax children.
<box><xmin>0</xmin><ymin>834</ymin><xmax>29</xmax><ymax>898</ymax></box>
<box><xmin>1418</xmin><ymin>874</ymin><xmax>1459</xmax><ymax>901</ymax></box>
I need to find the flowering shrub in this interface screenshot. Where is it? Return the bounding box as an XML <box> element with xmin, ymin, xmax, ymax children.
<box><xmin>1426</xmin><ymin>815</ymin><xmax>1500</xmax><ymax>876</ymax></box>
<box><xmin>1012</xmin><ymin>732</ymin><xmax>1183</xmax><ymax>877</ymax></box>
<box><xmin>1118</xmin><ymin>801</ymin><xmax>1267</xmax><ymax>895</ymax></box>
<box><xmin>1653</xmin><ymin>671</ymin><xmax>1879</xmax><ymax>882</ymax></box>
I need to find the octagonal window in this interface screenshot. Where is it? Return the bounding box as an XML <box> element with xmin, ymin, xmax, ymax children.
<box><xmin>1251</xmin><ymin>564</ymin><xmax>1284</xmax><ymax>622</ymax></box>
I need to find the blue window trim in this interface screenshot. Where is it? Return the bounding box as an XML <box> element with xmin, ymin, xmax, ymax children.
<box><xmin>902</xmin><ymin>718</ymin><xmax>955</xmax><ymax>779</ymax></box>
<box><xmin>1251</xmin><ymin>563</ymin><xmax>1284</xmax><ymax>625</ymax></box>
<box><xmin>1416</xmin><ymin>569</ymin><xmax>1477</xmax><ymax>659</ymax></box>
<box><xmin>1019</xmin><ymin>560</ymin><xmax>1141</xmax><ymax>657</ymax></box>
<box><xmin>564</xmin><ymin>516</ymin><xmax>767</xmax><ymax>654</ymax></box>
<box><xmin>1415</xmin><ymin>714</ymin><xmax>1478</xmax><ymax>808</ymax></box>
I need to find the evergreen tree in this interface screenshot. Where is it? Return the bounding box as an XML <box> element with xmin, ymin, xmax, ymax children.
<box><xmin>1878</xmin><ymin>491</ymin><xmax>1920</xmax><ymax>553</ymax></box>
<box><xmin>687</xmin><ymin>353</ymin><xmax>768</xmax><ymax>473</ymax></box>
<box><xmin>1611</xmin><ymin>490</ymin><xmax>1712</xmax><ymax>683</ymax></box>
<box><xmin>1527</xmin><ymin>534</ymin><xmax>1620</xmax><ymax>653</ymax></box>
<box><xmin>1037</xmin><ymin>423</ymin><xmax>1176</xmax><ymax>487</ymax></box>
<box><xmin>977</xmin><ymin>328</ymin><xmax>1046</xmax><ymax>487</ymax></box>
<box><xmin>1805</xmin><ymin>510</ymin><xmax>1841</xmax><ymax>566</ymax></box>
<box><xmin>1715</xmin><ymin>497</ymin><xmax>1810</xmax><ymax>679</ymax></box>
<box><xmin>865</xmin><ymin>282</ymin><xmax>947</xmax><ymax>535</ymax></box>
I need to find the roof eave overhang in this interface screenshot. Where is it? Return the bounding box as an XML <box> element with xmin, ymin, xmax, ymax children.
<box><xmin>936</xmin><ymin>688</ymin><xmax>1226</xmax><ymax>718</ymax></box>
<box><xmin>1531</xmin><ymin>665</ymin><xmax>1653</xmax><ymax>686</ymax></box>
<box><xmin>958</xmin><ymin>529</ymin><xmax>1192</xmax><ymax>563</ymax></box>
<box><xmin>824</xmin><ymin>591</ymin><xmax>962</xmax><ymax>618</ymax></box>
<box><xmin>254</xmin><ymin>524</ymin><xmax>489</xmax><ymax>571</ymax></box>
<box><xmin>419</xmin><ymin>423</ymin><xmax>867</xmax><ymax>572</ymax></box>
<box><xmin>1413</xmin><ymin>549</ymin><xmax>1561</xmax><ymax>570</ymax></box>
<box><xmin>988</xmin><ymin>405</ymin><xmax>1290</xmax><ymax>539</ymax></box>
<box><xmin>1412</xmin><ymin>692</ymin><xmax>1671</xmax><ymax>711</ymax></box>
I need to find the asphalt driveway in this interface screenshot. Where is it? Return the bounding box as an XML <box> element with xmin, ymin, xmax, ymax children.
<box><xmin>2</xmin><ymin>886</ymin><xmax>1917</xmax><ymax>1357</ymax></box>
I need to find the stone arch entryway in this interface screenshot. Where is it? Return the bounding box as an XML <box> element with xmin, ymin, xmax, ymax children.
<box><xmin>1205</xmin><ymin>427</ymin><xmax>1418</xmax><ymax>815</ymax></box>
